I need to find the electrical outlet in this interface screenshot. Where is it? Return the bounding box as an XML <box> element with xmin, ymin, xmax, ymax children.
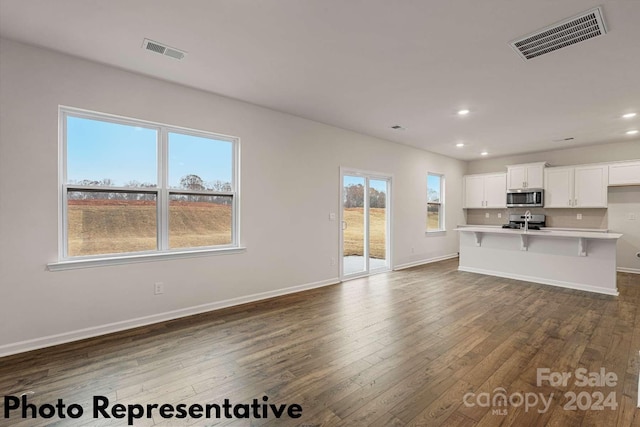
<box><xmin>576</xmin><ymin>213</ymin><xmax>582</xmax><ymax>220</ymax></box>
<box><xmin>628</xmin><ymin>213</ymin><xmax>637</xmax><ymax>221</ymax></box>
<box><xmin>329</xmin><ymin>212</ymin><xmax>336</xmax><ymax>221</ymax></box>
<box><xmin>411</xmin><ymin>247</ymin><xmax>415</xmax><ymax>254</ymax></box>
<box><xmin>497</xmin><ymin>213</ymin><xmax>502</xmax><ymax>218</ymax></box>
<box><xmin>330</xmin><ymin>257</ymin><xmax>336</xmax><ymax>266</ymax></box>
<box><xmin>154</xmin><ymin>282</ymin><xmax>164</xmax><ymax>295</ymax></box>
<box><xmin>485</xmin><ymin>213</ymin><xmax>490</xmax><ymax>218</ymax></box>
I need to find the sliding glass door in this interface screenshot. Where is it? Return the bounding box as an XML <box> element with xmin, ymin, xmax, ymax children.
<box><xmin>341</xmin><ymin>170</ymin><xmax>391</xmax><ymax>278</ymax></box>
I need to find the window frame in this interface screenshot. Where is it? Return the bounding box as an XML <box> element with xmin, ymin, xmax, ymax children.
<box><xmin>50</xmin><ymin>106</ymin><xmax>243</xmax><ymax>270</ymax></box>
<box><xmin>427</xmin><ymin>173</ymin><xmax>445</xmax><ymax>233</ymax></box>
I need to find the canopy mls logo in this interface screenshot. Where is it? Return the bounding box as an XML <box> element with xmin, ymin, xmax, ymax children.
<box><xmin>463</xmin><ymin>367</ymin><xmax>620</xmax><ymax>415</ymax></box>
<box><xmin>462</xmin><ymin>388</ymin><xmax>553</xmax><ymax>414</ymax></box>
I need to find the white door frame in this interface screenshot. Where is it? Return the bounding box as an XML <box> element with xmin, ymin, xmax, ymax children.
<box><xmin>340</xmin><ymin>167</ymin><xmax>393</xmax><ymax>280</ymax></box>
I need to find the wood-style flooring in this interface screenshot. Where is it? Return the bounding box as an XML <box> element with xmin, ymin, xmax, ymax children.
<box><xmin>1</xmin><ymin>258</ymin><xmax>639</xmax><ymax>426</ymax></box>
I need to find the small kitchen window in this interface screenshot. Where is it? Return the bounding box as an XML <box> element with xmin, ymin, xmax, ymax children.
<box><xmin>427</xmin><ymin>173</ymin><xmax>445</xmax><ymax>232</ymax></box>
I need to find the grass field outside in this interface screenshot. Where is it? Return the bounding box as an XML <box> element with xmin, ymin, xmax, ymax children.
<box><xmin>67</xmin><ymin>201</ymin><xmax>395</xmax><ymax>259</ymax></box>
<box><xmin>342</xmin><ymin>207</ymin><xmax>386</xmax><ymax>259</ymax></box>
<box><xmin>427</xmin><ymin>211</ymin><xmax>440</xmax><ymax>230</ymax></box>
<box><xmin>67</xmin><ymin>200</ymin><xmax>231</xmax><ymax>256</ymax></box>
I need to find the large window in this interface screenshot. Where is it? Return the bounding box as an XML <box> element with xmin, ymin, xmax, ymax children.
<box><xmin>60</xmin><ymin>108</ymin><xmax>239</xmax><ymax>260</ymax></box>
<box><xmin>427</xmin><ymin>173</ymin><xmax>444</xmax><ymax>232</ymax></box>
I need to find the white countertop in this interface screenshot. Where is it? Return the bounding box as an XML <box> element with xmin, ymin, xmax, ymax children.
<box><xmin>454</xmin><ymin>226</ymin><xmax>622</xmax><ymax>240</ymax></box>
<box><xmin>456</xmin><ymin>224</ymin><xmax>609</xmax><ymax>232</ymax></box>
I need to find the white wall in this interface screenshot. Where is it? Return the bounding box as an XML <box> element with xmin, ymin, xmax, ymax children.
<box><xmin>466</xmin><ymin>141</ymin><xmax>640</xmax><ymax>174</ymax></box>
<box><xmin>0</xmin><ymin>39</ymin><xmax>466</xmax><ymax>355</ymax></box>
<box><xmin>466</xmin><ymin>144</ymin><xmax>640</xmax><ymax>272</ymax></box>
<box><xmin>608</xmin><ymin>186</ymin><xmax>640</xmax><ymax>273</ymax></box>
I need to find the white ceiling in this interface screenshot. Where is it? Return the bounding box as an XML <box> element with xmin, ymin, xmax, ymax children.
<box><xmin>1</xmin><ymin>0</ymin><xmax>638</xmax><ymax>160</ymax></box>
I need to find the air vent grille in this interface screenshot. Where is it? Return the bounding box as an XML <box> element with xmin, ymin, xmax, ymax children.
<box><xmin>510</xmin><ymin>7</ymin><xmax>606</xmax><ymax>61</ymax></box>
<box><xmin>144</xmin><ymin>41</ymin><xmax>166</xmax><ymax>55</ymax></box>
<box><xmin>163</xmin><ymin>48</ymin><xmax>185</xmax><ymax>60</ymax></box>
<box><xmin>142</xmin><ymin>39</ymin><xmax>187</xmax><ymax>61</ymax></box>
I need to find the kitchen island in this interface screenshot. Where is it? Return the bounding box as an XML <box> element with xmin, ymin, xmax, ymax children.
<box><xmin>454</xmin><ymin>226</ymin><xmax>622</xmax><ymax>295</ymax></box>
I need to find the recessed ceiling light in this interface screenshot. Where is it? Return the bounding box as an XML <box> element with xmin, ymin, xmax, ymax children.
<box><xmin>456</xmin><ymin>143</ymin><xmax>465</xmax><ymax>147</ymax></box>
<box><xmin>622</xmin><ymin>113</ymin><xmax>637</xmax><ymax>119</ymax></box>
<box><xmin>626</xmin><ymin>130</ymin><xmax>639</xmax><ymax>135</ymax></box>
<box><xmin>458</xmin><ymin>109</ymin><xmax>470</xmax><ymax>116</ymax></box>
<box><xmin>480</xmin><ymin>151</ymin><xmax>488</xmax><ymax>156</ymax></box>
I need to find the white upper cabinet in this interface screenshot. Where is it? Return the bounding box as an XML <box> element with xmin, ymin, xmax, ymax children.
<box><xmin>464</xmin><ymin>175</ymin><xmax>485</xmax><ymax>208</ymax></box>
<box><xmin>608</xmin><ymin>161</ymin><xmax>640</xmax><ymax>186</ymax></box>
<box><xmin>544</xmin><ymin>167</ymin><xmax>574</xmax><ymax>208</ymax></box>
<box><xmin>484</xmin><ymin>174</ymin><xmax>508</xmax><ymax>207</ymax></box>
<box><xmin>463</xmin><ymin>173</ymin><xmax>506</xmax><ymax>209</ymax></box>
<box><xmin>544</xmin><ymin>165</ymin><xmax>608</xmax><ymax>208</ymax></box>
<box><xmin>507</xmin><ymin>165</ymin><xmax>527</xmax><ymax>190</ymax></box>
<box><xmin>507</xmin><ymin>162</ymin><xmax>547</xmax><ymax>190</ymax></box>
<box><xmin>574</xmin><ymin>165</ymin><xmax>608</xmax><ymax>207</ymax></box>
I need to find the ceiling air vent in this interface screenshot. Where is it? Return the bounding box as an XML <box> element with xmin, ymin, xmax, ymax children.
<box><xmin>510</xmin><ymin>7</ymin><xmax>607</xmax><ymax>61</ymax></box>
<box><xmin>142</xmin><ymin>39</ymin><xmax>187</xmax><ymax>60</ymax></box>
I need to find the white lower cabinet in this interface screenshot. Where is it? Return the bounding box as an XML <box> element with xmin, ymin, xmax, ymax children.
<box><xmin>544</xmin><ymin>165</ymin><xmax>608</xmax><ymax>208</ymax></box>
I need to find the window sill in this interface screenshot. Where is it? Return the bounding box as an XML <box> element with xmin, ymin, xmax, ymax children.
<box><xmin>47</xmin><ymin>247</ymin><xmax>247</xmax><ymax>271</ymax></box>
<box><xmin>425</xmin><ymin>230</ymin><xmax>446</xmax><ymax>236</ymax></box>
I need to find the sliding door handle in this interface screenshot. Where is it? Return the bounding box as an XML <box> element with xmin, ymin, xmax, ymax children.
<box><xmin>342</xmin><ymin>220</ymin><xmax>347</xmax><ymax>230</ymax></box>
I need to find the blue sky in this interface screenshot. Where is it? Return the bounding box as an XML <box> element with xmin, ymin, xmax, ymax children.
<box><xmin>343</xmin><ymin>175</ymin><xmax>387</xmax><ymax>193</ymax></box>
<box><xmin>427</xmin><ymin>174</ymin><xmax>441</xmax><ymax>202</ymax></box>
<box><xmin>67</xmin><ymin>116</ymin><xmax>232</xmax><ymax>187</ymax></box>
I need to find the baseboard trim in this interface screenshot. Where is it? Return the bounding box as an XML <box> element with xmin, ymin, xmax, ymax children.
<box><xmin>617</xmin><ymin>267</ymin><xmax>640</xmax><ymax>275</ymax></box>
<box><xmin>0</xmin><ymin>277</ymin><xmax>340</xmax><ymax>358</ymax></box>
<box><xmin>394</xmin><ymin>253</ymin><xmax>458</xmax><ymax>271</ymax></box>
<box><xmin>458</xmin><ymin>266</ymin><xmax>619</xmax><ymax>296</ymax></box>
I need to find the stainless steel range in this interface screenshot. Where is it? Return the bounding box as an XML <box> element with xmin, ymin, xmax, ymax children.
<box><xmin>501</xmin><ymin>213</ymin><xmax>546</xmax><ymax>230</ymax></box>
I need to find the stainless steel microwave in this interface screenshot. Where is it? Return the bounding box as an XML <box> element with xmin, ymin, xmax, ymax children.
<box><xmin>506</xmin><ymin>189</ymin><xmax>544</xmax><ymax>207</ymax></box>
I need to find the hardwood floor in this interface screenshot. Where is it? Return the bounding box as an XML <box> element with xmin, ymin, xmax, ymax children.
<box><xmin>1</xmin><ymin>258</ymin><xmax>639</xmax><ymax>426</ymax></box>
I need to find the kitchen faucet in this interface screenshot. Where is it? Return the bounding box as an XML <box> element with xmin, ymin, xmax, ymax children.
<box><xmin>523</xmin><ymin>210</ymin><xmax>532</xmax><ymax>232</ymax></box>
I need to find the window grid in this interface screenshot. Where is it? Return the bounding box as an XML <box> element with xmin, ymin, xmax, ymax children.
<box><xmin>60</xmin><ymin>107</ymin><xmax>239</xmax><ymax>260</ymax></box>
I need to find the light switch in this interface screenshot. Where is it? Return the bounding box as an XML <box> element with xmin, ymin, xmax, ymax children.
<box><xmin>329</xmin><ymin>213</ymin><xmax>336</xmax><ymax>221</ymax></box>
<box><xmin>628</xmin><ymin>213</ymin><xmax>637</xmax><ymax>220</ymax></box>
<box><xmin>485</xmin><ymin>213</ymin><xmax>490</xmax><ymax>218</ymax></box>
<box><xmin>497</xmin><ymin>213</ymin><xmax>502</xmax><ymax>218</ymax></box>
